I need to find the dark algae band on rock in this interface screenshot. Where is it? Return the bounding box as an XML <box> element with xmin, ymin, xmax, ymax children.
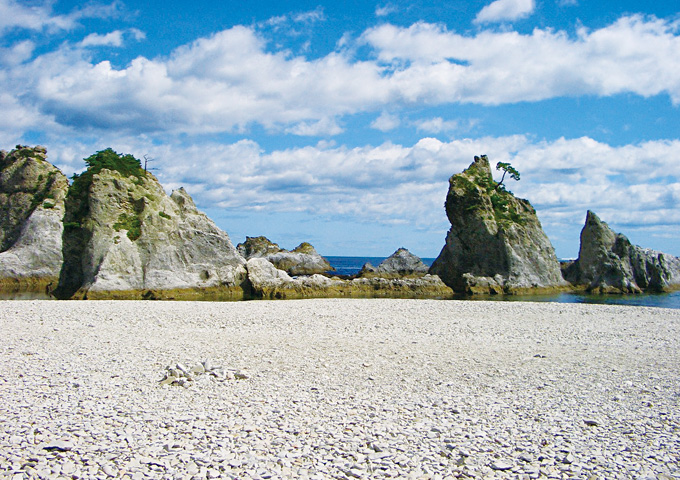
<box><xmin>2</xmin><ymin>146</ymin><xmax>679</xmax><ymax>300</ymax></box>
<box><xmin>429</xmin><ymin>155</ymin><xmax>567</xmax><ymax>295</ymax></box>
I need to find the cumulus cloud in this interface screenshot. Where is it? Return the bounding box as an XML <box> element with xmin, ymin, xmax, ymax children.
<box><xmin>474</xmin><ymin>0</ymin><xmax>536</xmax><ymax>24</ymax></box>
<box><xmin>363</xmin><ymin>16</ymin><xmax>680</xmax><ymax>104</ymax></box>
<box><xmin>371</xmin><ymin>111</ymin><xmax>401</xmax><ymax>131</ymax></box>
<box><xmin>2</xmin><ymin>16</ymin><xmax>679</xmax><ymax>137</ymax></box>
<box><xmin>0</xmin><ymin>40</ymin><xmax>35</xmax><ymax>66</ymax></box>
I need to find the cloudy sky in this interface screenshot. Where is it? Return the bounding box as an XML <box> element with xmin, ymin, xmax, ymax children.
<box><xmin>2</xmin><ymin>0</ymin><xmax>679</xmax><ymax>258</ymax></box>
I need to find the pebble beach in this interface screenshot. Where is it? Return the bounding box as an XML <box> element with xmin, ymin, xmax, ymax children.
<box><xmin>1</xmin><ymin>299</ymin><xmax>679</xmax><ymax>479</ymax></box>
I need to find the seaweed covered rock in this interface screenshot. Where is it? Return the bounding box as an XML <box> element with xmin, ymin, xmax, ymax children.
<box><xmin>358</xmin><ymin>248</ymin><xmax>429</xmax><ymax>278</ymax></box>
<box><xmin>563</xmin><ymin>211</ymin><xmax>680</xmax><ymax>293</ymax></box>
<box><xmin>0</xmin><ymin>146</ymin><xmax>69</xmax><ymax>292</ymax></box>
<box><xmin>430</xmin><ymin>155</ymin><xmax>566</xmax><ymax>294</ymax></box>
<box><xmin>54</xmin><ymin>149</ymin><xmax>246</xmax><ymax>299</ymax></box>
<box><xmin>238</xmin><ymin>237</ymin><xmax>333</xmax><ymax>275</ymax></box>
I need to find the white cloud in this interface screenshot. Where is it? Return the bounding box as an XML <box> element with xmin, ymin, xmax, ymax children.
<box><xmin>0</xmin><ymin>40</ymin><xmax>35</xmax><ymax>66</ymax></box>
<box><xmin>79</xmin><ymin>28</ymin><xmax>145</xmax><ymax>47</ymax></box>
<box><xmin>40</xmin><ymin>135</ymin><xmax>680</xmax><ymax>244</ymax></box>
<box><xmin>363</xmin><ymin>16</ymin><xmax>680</xmax><ymax>104</ymax></box>
<box><xmin>376</xmin><ymin>4</ymin><xmax>397</xmax><ymax>17</ymax></box>
<box><xmin>474</xmin><ymin>0</ymin><xmax>535</xmax><ymax>24</ymax></box>
<box><xmin>80</xmin><ymin>30</ymin><xmax>123</xmax><ymax>47</ymax></box>
<box><xmin>371</xmin><ymin>111</ymin><xmax>400</xmax><ymax>131</ymax></box>
<box><xmin>0</xmin><ymin>0</ymin><xmax>122</xmax><ymax>35</ymax></box>
<box><xmin>293</xmin><ymin>6</ymin><xmax>325</xmax><ymax>23</ymax></box>
<box><xmin>285</xmin><ymin>117</ymin><xmax>344</xmax><ymax>136</ymax></box>
<box><xmin>414</xmin><ymin>117</ymin><xmax>459</xmax><ymax>134</ymax></box>
<box><xmin>3</xmin><ymin>15</ymin><xmax>680</xmax><ymax>137</ymax></box>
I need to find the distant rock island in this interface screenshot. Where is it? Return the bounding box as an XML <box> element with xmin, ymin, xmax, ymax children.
<box><xmin>1</xmin><ymin>146</ymin><xmax>678</xmax><ymax>299</ymax></box>
<box><xmin>563</xmin><ymin>211</ymin><xmax>680</xmax><ymax>294</ymax></box>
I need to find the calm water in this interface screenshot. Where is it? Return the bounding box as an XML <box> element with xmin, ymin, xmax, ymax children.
<box><xmin>326</xmin><ymin>256</ymin><xmax>680</xmax><ymax>309</ymax></box>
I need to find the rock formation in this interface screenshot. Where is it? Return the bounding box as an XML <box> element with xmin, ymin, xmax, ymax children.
<box><xmin>237</xmin><ymin>236</ymin><xmax>333</xmax><ymax>275</ymax></box>
<box><xmin>246</xmin><ymin>257</ymin><xmax>452</xmax><ymax>300</ymax></box>
<box><xmin>430</xmin><ymin>155</ymin><xmax>566</xmax><ymax>294</ymax></box>
<box><xmin>358</xmin><ymin>248</ymin><xmax>429</xmax><ymax>278</ymax></box>
<box><xmin>562</xmin><ymin>211</ymin><xmax>680</xmax><ymax>293</ymax></box>
<box><xmin>237</xmin><ymin>236</ymin><xmax>282</xmax><ymax>258</ymax></box>
<box><xmin>54</xmin><ymin>149</ymin><xmax>246</xmax><ymax>300</ymax></box>
<box><xmin>0</xmin><ymin>146</ymin><xmax>69</xmax><ymax>292</ymax></box>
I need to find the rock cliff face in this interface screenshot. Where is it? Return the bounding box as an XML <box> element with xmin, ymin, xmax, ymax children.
<box><xmin>563</xmin><ymin>211</ymin><xmax>680</xmax><ymax>293</ymax></box>
<box><xmin>54</xmin><ymin>149</ymin><xmax>246</xmax><ymax>299</ymax></box>
<box><xmin>0</xmin><ymin>146</ymin><xmax>68</xmax><ymax>291</ymax></box>
<box><xmin>358</xmin><ymin>248</ymin><xmax>429</xmax><ymax>278</ymax></box>
<box><xmin>430</xmin><ymin>156</ymin><xmax>566</xmax><ymax>294</ymax></box>
<box><xmin>237</xmin><ymin>236</ymin><xmax>333</xmax><ymax>275</ymax></box>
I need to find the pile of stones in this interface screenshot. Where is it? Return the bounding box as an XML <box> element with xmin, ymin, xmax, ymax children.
<box><xmin>159</xmin><ymin>360</ymin><xmax>249</xmax><ymax>387</ymax></box>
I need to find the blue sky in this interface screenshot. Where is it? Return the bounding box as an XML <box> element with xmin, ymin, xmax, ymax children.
<box><xmin>1</xmin><ymin>0</ymin><xmax>679</xmax><ymax>258</ymax></box>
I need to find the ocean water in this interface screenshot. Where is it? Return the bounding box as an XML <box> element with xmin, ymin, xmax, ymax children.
<box><xmin>325</xmin><ymin>256</ymin><xmax>435</xmax><ymax>277</ymax></box>
<box><xmin>325</xmin><ymin>256</ymin><xmax>680</xmax><ymax>309</ymax></box>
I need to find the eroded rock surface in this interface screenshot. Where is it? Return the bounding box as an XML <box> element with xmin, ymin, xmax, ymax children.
<box><xmin>238</xmin><ymin>237</ymin><xmax>333</xmax><ymax>275</ymax></box>
<box><xmin>563</xmin><ymin>211</ymin><xmax>680</xmax><ymax>293</ymax></box>
<box><xmin>0</xmin><ymin>146</ymin><xmax>68</xmax><ymax>291</ymax></box>
<box><xmin>430</xmin><ymin>155</ymin><xmax>566</xmax><ymax>294</ymax></box>
<box><xmin>54</xmin><ymin>149</ymin><xmax>246</xmax><ymax>299</ymax></box>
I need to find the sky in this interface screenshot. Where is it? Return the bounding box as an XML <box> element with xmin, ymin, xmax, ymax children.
<box><xmin>1</xmin><ymin>0</ymin><xmax>679</xmax><ymax>258</ymax></box>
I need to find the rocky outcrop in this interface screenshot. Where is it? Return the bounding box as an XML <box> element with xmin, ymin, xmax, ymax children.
<box><xmin>247</xmin><ymin>257</ymin><xmax>452</xmax><ymax>300</ymax></box>
<box><xmin>237</xmin><ymin>236</ymin><xmax>282</xmax><ymax>258</ymax></box>
<box><xmin>54</xmin><ymin>149</ymin><xmax>246</xmax><ymax>300</ymax></box>
<box><xmin>430</xmin><ymin>155</ymin><xmax>566</xmax><ymax>295</ymax></box>
<box><xmin>358</xmin><ymin>248</ymin><xmax>429</xmax><ymax>278</ymax></box>
<box><xmin>563</xmin><ymin>211</ymin><xmax>680</xmax><ymax>293</ymax></box>
<box><xmin>0</xmin><ymin>146</ymin><xmax>69</xmax><ymax>292</ymax></box>
<box><xmin>238</xmin><ymin>237</ymin><xmax>333</xmax><ymax>275</ymax></box>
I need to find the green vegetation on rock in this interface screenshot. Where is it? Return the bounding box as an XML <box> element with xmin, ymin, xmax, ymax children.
<box><xmin>113</xmin><ymin>212</ymin><xmax>142</xmax><ymax>241</ymax></box>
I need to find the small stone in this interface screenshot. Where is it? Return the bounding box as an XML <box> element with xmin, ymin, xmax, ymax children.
<box><xmin>42</xmin><ymin>440</ymin><xmax>73</xmax><ymax>452</ymax></box>
<box><xmin>491</xmin><ymin>461</ymin><xmax>513</xmax><ymax>471</ymax></box>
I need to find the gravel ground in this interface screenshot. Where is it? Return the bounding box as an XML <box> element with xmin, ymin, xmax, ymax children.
<box><xmin>1</xmin><ymin>299</ymin><xmax>679</xmax><ymax>480</ymax></box>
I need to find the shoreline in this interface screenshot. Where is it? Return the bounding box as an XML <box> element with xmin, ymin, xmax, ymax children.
<box><xmin>2</xmin><ymin>299</ymin><xmax>679</xmax><ymax>478</ymax></box>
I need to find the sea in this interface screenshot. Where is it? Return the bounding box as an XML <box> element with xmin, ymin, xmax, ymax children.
<box><xmin>325</xmin><ymin>256</ymin><xmax>680</xmax><ymax>310</ymax></box>
<box><xmin>2</xmin><ymin>256</ymin><xmax>678</xmax><ymax>309</ymax></box>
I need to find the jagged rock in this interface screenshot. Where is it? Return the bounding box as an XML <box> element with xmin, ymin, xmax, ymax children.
<box><xmin>358</xmin><ymin>248</ymin><xmax>429</xmax><ymax>278</ymax></box>
<box><xmin>54</xmin><ymin>149</ymin><xmax>246</xmax><ymax>300</ymax></box>
<box><xmin>429</xmin><ymin>155</ymin><xmax>566</xmax><ymax>294</ymax></box>
<box><xmin>358</xmin><ymin>262</ymin><xmax>377</xmax><ymax>277</ymax></box>
<box><xmin>563</xmin><ymin>211</ymin><xmax>680</xmax><ymax>293</ymax></box>
<box><xmin>0</xmin><ymin>146</ymin><xmax>69</xmax><ymax>292</ymax></box>
<box><xmin>237</xmin><ymin>236</ymin><xmax>282</xmax><ymax>258</ymax></box>
<box><xmin>238</xmin><ymin>237</ymin><xmax>333</xmax><ymax>275</ymax></box>
<box><xmin>246</xmin><ymin>257</ymin><xmax>452</xmax><ymax>299</ymax></box>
